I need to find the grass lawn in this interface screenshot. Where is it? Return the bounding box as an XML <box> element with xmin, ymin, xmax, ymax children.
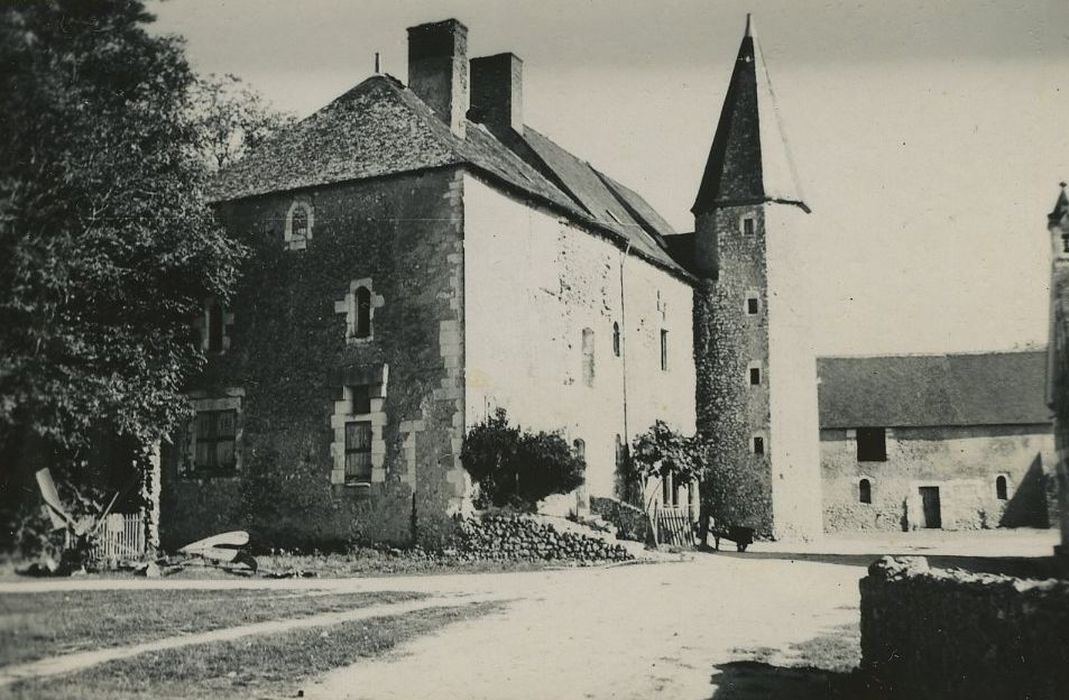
<box><xmin>6</xmin><ymin>601</ymin><xmax>502</xmax><ymax>700</ymax></box>
<box><xmin>0</xmin><ymin>589</ymin><xmax>423</xmax><ymax>668</ymax></box>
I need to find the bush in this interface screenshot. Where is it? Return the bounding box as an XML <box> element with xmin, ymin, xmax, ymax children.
<box><xmin>461</xmin><ymin>409</ymin><xmax>585</xmax><ymax>510</ymax></box>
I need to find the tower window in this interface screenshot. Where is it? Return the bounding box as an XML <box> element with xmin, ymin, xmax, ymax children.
<box><xmin>1063</xmin><ymin>232</ymin><xmax>1069</xmax><ymax>253</ymax></box>
<box><xmin>753</xmin><ymin>436</ymin><xmax>764</xmax><ymax>455</ymax></box>
<box><xmin>859</xmin><ymin>478</ymin><xmax>872</xmax><ymax>504</ymax></box>
<box><xmin>581</xmin><ymin>328</ymin><xmax>595</xmax><ymax>386</ymax></box>
<box><xmin>746</xmin><ymin>294</ymin><xmax>760</xmax><ymax>315</ymax></box>
<box><xmin>856</xmin><ymin>427</ymin><xmax>887</xmax><ymax>462</ymax></box>
<box><xmin>749</xmin><ymin>365</ymin><xmax>761</xmax><ymax>386</ymax></box>
<box><xmin>740</xmin><ymin>216</ymin><xmax>755</xmax><ymax>236</ymax></box>
<box><xmin>573</xmin><ymin>438</ymin><xmax>586</xmax><ymax>462</ymax></box>
<box><xmin>284</xmin><ymin>199</ymin><xmax>314</xmax><ymax>250</ymax></box>
<box><xmin>660</xmin><ymin>329</ymin><xmax>669</xmax><ymax>371</ymax></box>
<box><xmin>995</xmin><ymin>474</ymin><xmax>1008</xmax><ymax>500</ymax></box>
<box><xmin>612</xmin><ymin>322</ymin><xmax>621</xmax><ymax>357</ymax></box>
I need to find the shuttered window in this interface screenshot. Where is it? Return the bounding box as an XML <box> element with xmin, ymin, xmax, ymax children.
<box><xmin>345</xmin><ymin>421</ymin><xmax>373</xmax><ymax>482</ymax></box>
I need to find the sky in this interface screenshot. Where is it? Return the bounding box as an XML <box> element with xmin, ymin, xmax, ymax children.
<box><xmin>148</xmin><ymin>0</ymin><xmax>1069</xmax><ymax>357</ymax></box>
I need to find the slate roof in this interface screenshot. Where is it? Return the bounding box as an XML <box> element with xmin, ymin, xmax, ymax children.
<box><xmin>692</xmin><ymin>15</ymin><xmax>807</xmax><ymax>214</ymax></box>
<box><xmin>817</xmin><ymin>350</ymin><xmax>1051</xmax><ymax>429</ymax></box>
<box><xmin>209</xmin><ymin>74</ymin><xmax>687</xmax><ymax>277</ymax></box>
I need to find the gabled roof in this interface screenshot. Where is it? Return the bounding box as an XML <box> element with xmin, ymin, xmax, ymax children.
<box><xmin>817</xmin><ymin>350</ymin><xmax>1051</xmax><ymax>429</ymax></box>
<box><xmin>209</xmin><ymin>74</ymin><xmax>688</xmax><ymax>277</ymax></box>
<box><xmin>692</xmin><ymin>15</ymin><xmax>807</xmax><ymax>214</ymax></box>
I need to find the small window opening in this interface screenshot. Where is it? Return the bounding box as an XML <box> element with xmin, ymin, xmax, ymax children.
<box><xmin>746</xmin><ymin>296</ymin><xmax>760</xmax><ymax>315</ymax></box>
<box><xmin>856</xmin><ymin>427</ymin><xmax>887</xmax><ymax>462</ymax></box>
<box><xmin>859</xmin><ymin>478</ymin><xmax>872</xmax><ymax>504</ymax></box>
<box><xmin>355</xmin><ymin>286</ymin><xmax>372</xmax><ymax>339</ymax></box>
<box><xmin>995</xmin><ymin>475</ymin><xmax>1008</xmax><ymax>500</ymax></box>
<box><xmin>741</xmin><ymin>216</ymin><xmax>755</xmax><ymax>236</ymax></box>
<box><xmin>344</xmin><ymin>421</ymin><xmax>372</xmax><ymax>482</ymax></box>
<box><xmin>351</xmin><ymin>385</ymin><xmax>371</xmax><ymax>415</ymax></box>
<box><xmin>207</xmin><ymin>300</ymin><xmax>224</xmax><ymax>353</ymax></box>
<box><xmin>1062</xmin><ymin>232</ymin><xmax>1069</xmax><ymax>253</ymax></box>
<box><xmin>753</xmin><ymin>436</ymin><xmax>765</xmax><ymax>456</ymax></box>
<box><xmin>660</xmin><ymin>329</ymin><xmax>668</xmax><ymax>371</ymax></box>
<box><xmin>749</xmin><ymin>366</ymin><xmax>761</xmax><ymax>386</ymax></box>
<box><xmin>612</xmin><ymin>322</ymin><xmax>621</xmax><ymax>357</ymax></box>
<box><xmin>292</xmin><ymin>207</ymin><xmax>309</xmax><ymax>239</ymax></box>
<box><xmin>573</xmin><ymin>438</ymin><xmax>586</xmax><ymax>462</ymax></box>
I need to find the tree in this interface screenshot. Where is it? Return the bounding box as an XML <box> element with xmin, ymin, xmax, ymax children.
<box><xmin>630</xmin><ymin>421</ymin><xmax>707</xmax><ymax>507</ymax></box>
<box><xmin>0</xmin><ymin>1</ymin><xmax>245</xmax><ymax>475</ymax></box>
<box><xmin>461</xmin><ymin>409</ymin><xmax>586</xmax><ymax>510</ymax></box>
<box><xmin>189</xmin><ymin>73</ymin><xmax>295</xmax><ymax>171</ymax></box>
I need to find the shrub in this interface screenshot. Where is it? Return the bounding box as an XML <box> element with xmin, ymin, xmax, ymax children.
<box><xmin>461</xmin><ymin>409</ymin><xmax>585</xmax><ymax>510</ymax></box>
<box><xmin>630</xmin><ymin>420</ymin><xmax>706</xmax><ymax>487</ymax></box>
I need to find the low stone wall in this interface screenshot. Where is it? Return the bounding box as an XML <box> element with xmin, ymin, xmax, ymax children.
<box><xmin>454</xmin><ymin>511</ymin><xmax>632</xmax><ymax>563</ymax></box>
<box><xmin>590</xmin><ymin>496</ymin><xmax>649</xmax><ymax>542</ymax></box>
<box><xmin>860</xmin><ymin>556</ymin><xmax>1069</xmax><ymax>699</ymax></box>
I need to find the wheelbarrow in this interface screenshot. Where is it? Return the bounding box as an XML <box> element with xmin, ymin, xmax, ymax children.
<box><xmin>710</xmin><ymin>524</ymin><xmax>754</xmax><ymax>552</ymax></box>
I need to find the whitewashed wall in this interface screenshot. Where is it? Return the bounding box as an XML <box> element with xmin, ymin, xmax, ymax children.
<box><xmin>463</xmin><ymin>174</ymin><xmax>696</xmax><ymax>505</ymax></box>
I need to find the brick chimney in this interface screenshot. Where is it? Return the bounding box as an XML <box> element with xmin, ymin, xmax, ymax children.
<box><xmin>470</xmin><ymin>53</ymin><xmax>524</xmax><ymax>137</ymax></box>
<box><xmin>407</xmin><ymin>19</ymin><xmax>468</xmax><ymax>138</ymax></box>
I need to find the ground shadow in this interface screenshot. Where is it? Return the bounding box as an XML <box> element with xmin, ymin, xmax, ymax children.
<box><xmin>707</xmin><ymin>550</ymin><xmax>1060</xmax><ymax>578</ymax></box>
<box><xmin>708</xmin><ymin>622</ymin><xmax>887</xmax><ymax>699</ymax></box>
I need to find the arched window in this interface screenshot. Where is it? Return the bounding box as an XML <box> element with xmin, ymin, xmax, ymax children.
<box><xmin>612</xmin><ymin>322</ymin><xmax>621</xmax><ymax>357</ymax></box>
<box><xmin>207</xmin><ymin>300</ymin><xmax>224</xmax><ymax>353</ymax></box>
<box><xmin>995</xmin><ymin>475</ymin><xmax>1008</xmax><ymax>500</ymax></box>
<box><xmin>284</xmin><ymin>200</ymin><xmax>314</xmax><ymax>250</ymax></box>
<box><xmin>581</xmin><ymin>328</ymin><xmax>595</xmax><ymax>386</ymax></box>
<box><xmin>859</xmin><ymin>478</ymin><xmax>872</xmax><ymax>504</ymax></box>
<box><xmin>355</xmin><ymin>286</ymin><xmax>372</xmax><ymax>339</ymax></box>
<box><xmin>573</xmin><ymin>438</ymin><xmax>586</xmax><ymax>464</ymax></box>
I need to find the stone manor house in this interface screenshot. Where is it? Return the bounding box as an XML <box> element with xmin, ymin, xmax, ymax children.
<box><xmin>159</xmin><ymin>16</ymin><xmax>823</xmax><ymax>548</ymax></box>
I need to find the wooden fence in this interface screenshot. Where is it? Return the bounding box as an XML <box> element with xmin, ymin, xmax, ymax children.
<box><xmin>655</xmin><ymin>504</ymin><xmax>695</xmax><ymax>547</ymax></box>
<box><xmin>89</xmin><ymin>512</ymin><xmax>146</xmax><ymax>562</ymax></box>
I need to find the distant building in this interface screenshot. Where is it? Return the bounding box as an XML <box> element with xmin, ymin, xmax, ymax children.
<box><xmin>818</xmin><ymin>351</ymin><xmax>1058</xmax><ymax>532</ymax></box>
<box><xmin>1045</xmin><ymin>183</ymin><xmax>1069</xmax><ymax>565</ymax></box>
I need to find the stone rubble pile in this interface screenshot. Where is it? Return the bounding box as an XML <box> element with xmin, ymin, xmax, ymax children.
<box><xmin>454</xmin><ymin>511</ymin><xmax>633</xmax><ymax>563</ymax></box>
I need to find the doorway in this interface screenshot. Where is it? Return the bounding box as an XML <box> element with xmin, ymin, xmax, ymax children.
<box><xmin>919</xmin><ymin>486</ymin><xmax>942</xmax><ymax>529</ymax></box>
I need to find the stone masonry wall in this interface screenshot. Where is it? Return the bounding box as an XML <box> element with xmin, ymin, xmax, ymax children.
<box><xmin>822</xmin><ymin>424</ymin><xmax>1056</xmax><ymax>532</ymax></box>
<box><xmin>860</xmin><ymin>556</ymin><xmax>1069</xmax><ymax>699</ymax></box>
<box><xmin>161</xmin><ymin>168</ymin><xmax>466</xmax><ymax>550</ymax></box>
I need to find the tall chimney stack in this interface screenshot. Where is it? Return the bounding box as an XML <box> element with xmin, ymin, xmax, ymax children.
<box><xmin>407</xmin><ymin>19</ymin><xmax>468</xmax><ymax>138</ymax></box>
<box><xmin>470</xmin><ymin>53</ymin><xmax>524</xmax><ymax>137</ymax></box>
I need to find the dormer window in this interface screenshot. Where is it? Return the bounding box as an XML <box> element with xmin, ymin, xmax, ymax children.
<box><xmin>284</xmin><ymin>199</ymin><xmax>314</xmax><ymax>251</ymax></box>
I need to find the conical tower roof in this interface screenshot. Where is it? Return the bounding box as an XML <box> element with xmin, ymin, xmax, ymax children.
<box><xmin>692</xmin><ymin>15</ymin><xmax>808</xmax><ymax>214</ymax></box>
<box><xmin>1049</xmin><ymin>182</ymin><xmax>1069</xmax><ymax>230</ymax></box>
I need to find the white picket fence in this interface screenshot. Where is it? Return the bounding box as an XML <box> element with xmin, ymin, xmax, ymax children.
<box><xmin>89</xmin><ymin>512</ymin><xmax>146</xmax><ymax>562</ymax></box>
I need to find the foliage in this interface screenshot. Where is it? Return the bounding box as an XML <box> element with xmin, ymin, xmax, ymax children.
<box><xmin>630</xmin><ymin>420</ymin><xmax>707</xmax><ymax>486</ymax></box>
<box><xmin>0</xmin><ymin>1</ymin><xmax>246</xmax><ymax>460</ymax></box>
<box><xmin>189</xmin><ymin>73</ymin><xmax>295</xmax><ymax>171</ymax></box>
<box><xmin>460</xmin><ymin>409</ymin><xmax>585</xmax><ymax>510</ymax></box>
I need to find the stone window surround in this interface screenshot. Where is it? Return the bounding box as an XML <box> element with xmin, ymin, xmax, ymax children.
<box><xmin>747</xmin><ymin>360</ymin><xmax>763</xmax><ymax>386</ymax></box>
<box><xmin>193</xmin><ymin>297</ymin><xmax>234</xmax><ymax>355</ymax></box>
<box><xmin>858</xmin><ymin>475</ymin><xmax>874</xmax><ymax>504</ymax></box>
<box><xmin>752</xmin><ymin>432</ymin><xmax>767</xmax><ymax>456</ymax></box>
<box><xmin>744</xmin><ymin>290</ymin><xmax>761</xmax><ymax>315</ymax></box>
<box><xmin>284</xmin><ymin>198</ymin><xmax>315</xmax><ymax>251</ymax></box>
<box><xmin>330</xmin><ymin>365</ymin><xmax>389</xmax><ymax>486</ymax></box>
<box><xmin>739</xmin><ymin>214</ymin><xmax>756</xmax><ymax>236</ymax></box>
<box><xmin>334</xmin><ymin>278</ymin><xmax>385</xmax><ymax>344</ymax></box>
<box><xmin>995</xmin><ymin>473</ymin><xmax>1011</xmax><ymax>500</ymax></box>
<box><xmin>180</xmin><ymin>388</ymin><xmax>244</xmax><ymax>480</ymax></box>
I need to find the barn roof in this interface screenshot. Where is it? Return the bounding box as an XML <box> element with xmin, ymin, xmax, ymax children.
<box><xmin>208</xmin><ymin>74</ymin><xmax>686</xmax><ymax>276</ymax></box>
<box><xmin>817</xmin><ymin>350</ymin><xmax>1051</xmax><ymax>429</ymax></box>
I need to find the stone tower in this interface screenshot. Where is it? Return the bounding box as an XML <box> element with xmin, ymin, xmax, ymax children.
<box><xmin>693</xmin><ymin>15</ymin><xmax>822</xmax><ymax>539</ymax></box>
<box><xmin>1045</xmin><ymin>183</ymin><xmax>1069</xmax><ymax>564</ymax></box>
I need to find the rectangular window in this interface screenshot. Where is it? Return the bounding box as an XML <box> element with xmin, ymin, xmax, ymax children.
<box><xmin>194</xmin><ymin>410</ymin><xmax>237</xmax><ymax>472</ymax></box>
<box><xmin>660</xmin><ymin>330</ymin><xmax>668</xmax><ymax>371</ymax></box>
<box><xmin>746</xmin><ymin>296</ymin><xmax>759</xmax><ymax>315</ymax></box>
<box><xmin>351</xmin><ymin>385</ymin><xmax>371</xmax><ymax>414</ymax></box>
<box><xmin>741</xmin><ymin>217</ymin><xmax>755</xmax><ymax>236</ymax></box>
<box><xmin>344</xmin><ymin>421</ymin><xmax>373</xmax><ymax>482</ymax></box>
<box><xmin>753</xmin><ymin>436</ymin><xmax>765</xmax><ymax>456</ymax></box>
<box><xmin>749</xmin><ymin>366</ymin><xmax>761</xmax><ymax>386</ymax></box>
<box><xmin>856</xmin><ymin>427</ymin><xmax>887</xmax><ymax>462</ymax></box>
